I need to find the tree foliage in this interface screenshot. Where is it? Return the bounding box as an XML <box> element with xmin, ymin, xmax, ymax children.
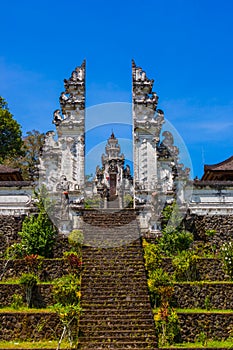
<box><xmin>3</xmin><ymin>129</ymin><xmax>45</xmax><ymax>181</ymax></box>
<box><xmin>0</xmin><ymin>97</ymin><xmax>24</xmax><ymax>162</ymax></box>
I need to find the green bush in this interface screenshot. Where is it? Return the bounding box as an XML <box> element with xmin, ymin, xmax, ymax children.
<box><xmin>147</xmin><ymin>268</ymin><xmax>173</xmax><ymax>307</ymax></box>
<box><xmin>17</xmin><ymin>189</ymin><xmax>57</xmax><ymax>258</ymax></box>
<box><xmin>5</xmin><ymin>243</ymin><xmax>24</xmax><ymax>259</ymax></box>
<box><xmin>159</xmin><ymin>225</ymin><xmax>193</xmax><ymax>256</ymax></box>
<box><xmin>172</xmin><ymin>250</ymin><xmax>199</xmax><ymax>281</ymax></box>
<box><xmin>19</xmin><ymin>273</ymin><xmax>38</xmax><ymax>307</ymax></box>
<box><xmin>68</xmin><ymin>230</ymin><xmax>84</xmax><ymax>253</ymax></box>
<box><xmin>52</xmin><ymin>274</ymin><xmax>81</xmax><ymax>306</ymax></box>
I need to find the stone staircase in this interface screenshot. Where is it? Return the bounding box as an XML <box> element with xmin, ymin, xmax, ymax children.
<box><xmin>78</xmin><ymin>210</ymin><xmax>157</xmax><ymax>349</ymax></box>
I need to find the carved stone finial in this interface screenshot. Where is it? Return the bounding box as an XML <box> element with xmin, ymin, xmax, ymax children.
<box><xmin>53</xmin><ymin>109</ymin><xmax>63</xmax><ymax>126</ymax></box>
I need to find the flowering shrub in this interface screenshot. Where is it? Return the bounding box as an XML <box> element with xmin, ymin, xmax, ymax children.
<box><xmin>63</xmin><ymin>251</ymin><xmax>83</xmax><ymax>274</ymax></box>
<box><xmin>220</xmin><ymin>240</ymin><xmax>233</xmax><ymax>279</ymax></box>
<box><xmin>143</xmin><ymin>239</ymin><xmax>162</xmax><ymax>271</ymax></box>
<box><xmin>52</xmin><ymin>303</ymin><xmax>82</xmax><ymax>349</ymax></box>
<box><xmin>154</xmin><ymin>303</ymin><xmax>180</xmax><ymax>346</ymax></box>
<box><xmin>24</xmin><ymin>254</ymin><xmax>44</xmax><ymax>275</ymax></box>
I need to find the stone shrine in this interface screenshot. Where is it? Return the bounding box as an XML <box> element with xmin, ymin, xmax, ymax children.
<box><xmin>93</xmin><ymin>131</ymin><xmax>133</xmax><ymax>209</ymax></box>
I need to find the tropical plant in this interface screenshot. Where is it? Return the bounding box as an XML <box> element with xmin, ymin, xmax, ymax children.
<box><xmin>52</xmin><ymin>273</ymin><xmax>82</xmax><ymax>349</ymax></box>
<box><xmin>52</xmin><ymin>303</ymin><xmax>82</xmax><ymax>349</ymax></box>
<box><xmin>52</xmin><ymin>274</ymin><xmax>81</xmax><ymax>306</ymax></box>
<box><xmin>24</xmin><ymin>254</ymin><xmax>44</xmax><ymax>276</ymax></box>
<box><xmin>19</xmin><ymin>273</ymin><xmax>38</xmax><ymax>307</ymax></box>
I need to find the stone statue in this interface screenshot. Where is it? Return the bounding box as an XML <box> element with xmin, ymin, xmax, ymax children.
<box><xmin>76</xmin><ymin>67</ymin><xmax>84</xmax><ymax>80</ymax></box>
<box><xmin>60</xmin><ymin>92</ymin><xmax>68</xmax><ymax>106</ymax></box>
<box><xmin>53</xmin><ymin>109</ymin><xmax>63</xmax><ymax>126</ymax></box>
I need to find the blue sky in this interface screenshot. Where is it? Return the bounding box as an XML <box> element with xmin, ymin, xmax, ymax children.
<box><xmin>1</xmin><ymin>0</ymin><xmax>233</xmax><ymax>178</ymax></box>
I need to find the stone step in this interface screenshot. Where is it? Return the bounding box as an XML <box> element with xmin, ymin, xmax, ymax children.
<box><xmin>81</xmin><ymin>276</ymin><xmax>146</xmax><ymax>282</ymax></box>
<box><xmin>82</xmin><ymin>241</ymin><xmax>141</xmax><ymax>249</ymax></box>
<box><xmin>79</xmin><ymin>330</ymin><xmax>156</xmax><ymax>337</ymax></box>
<box><xmin>79</xmin><ymin>212</ymin><xmax>157</xmax><ymax>349</ymax></box>
<box><xmin>79</xmin><ymin>318</ymin><xmax>154</xmax><ymax>327</ymax></box>
<box><xmin>81</xmin><ymin>277</ymin><xmax>148</xmax><ymax>286</ymax></box>
<box><xmin>78</xmin><ymin>339</ymin><xmax>156</xmax><ymax>349</ymax></box>
<box><xmin>81</xmin><ymin>289</ymin><xmax>149</xmax><ymax>295</ymax></box>
<box><xmin>81</xmin><ymin>292</ymin><xmax>149</xmax><ymax>299</ymax></box>
<box><xmin>82</xmin><ymin>268</ymin><xmax>144</xmax><ymax>274</ymax></box>
<box><xmin>80</xmin><ymin>310</ymin><xmax>153</xmax><ymax>318</ymax></box>
<box><xmin>83</xmin><ymin>252</ymin><xmax>143</xmax><ymax>257</ymax></box>
<box><xmin>79</xmin><ymin>323</ymin><xmax>155</xmax><ymax>330</ymax></box>
<box><xmin>81</xmin><ymin>304</ymin><xmax>151</xmax><ymax>311</ymax></box>
<box><xmin>81</xmin><ymin>296</ymin><xmax>150</xmax><ymax>303</ymax></box>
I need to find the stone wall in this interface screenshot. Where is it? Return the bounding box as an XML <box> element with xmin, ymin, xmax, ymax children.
<box><xmin>0</xmin><ymin>258</ymin><xmax>68</xmax><ymax>281</ymax></box>
<box><xmin>0</xmin><ymin>257</ymin><xmax>227</xmax><ymax>283</ymax></box>
<box><xmin>0</xmin><ymin>215</ymin><xmax>24</xmax><ymax>256</ymax></box>
<box><xmin>184</xmin><ymin>213</ymin><xmax>233</xmax><ymax>246</ymax></box>
<box><xmin>0</xmin><ymin>312</ymin><xmax>62</xmax><ymax>340</ymax></box>
<box><xmin>2</xmin><ymin>281</ymin><xmax>232</xmax><ymax>311</ymax></box>
<box><xmin>0</xmin><ymin>214</ymin><xmax>71</xmax><ymax>258</ymax></box>
<box><xmin>0</xmin><ymin>284</ymin><xmax>54</xmax><ymax>308</ymax></box>
<box><xmin>0</xmin><ymin>309</ymin><xmax>232</xmax><ymax>342</ymax></box>
<box><xmin>173</xmin><ymin>283</ymin><xmax>233</xmax><ymax>309</ymax></box>
<box><xmin>178</xmin><ymin>312</ymin><xmax>233</xmax><ymax>342</ymax></box>
<box><xmin>162</xmin><ymin>258</ymin><xmax>227</xmax><ymax>281</ymax></box>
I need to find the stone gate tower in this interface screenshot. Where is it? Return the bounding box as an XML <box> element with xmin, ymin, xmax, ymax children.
<box><xmin>132</xmin><ymin>60</ymin><xmax>165</xmax><ymax>230</ymax></box>
<box><xmin>39</xmin><ymin>61</ymin><xmax>86</xmax><ymax>232</ymax></box>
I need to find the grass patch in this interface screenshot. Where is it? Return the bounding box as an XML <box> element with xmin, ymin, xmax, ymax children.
<box><xmin>165</xmin><ymin>339</ymin><xmax>233</xmax><ymax>348</ymax></box>
<box><xmin>153</xmin><ymin>307</ymin><xmax>233</xmax><ymax>314</ymax></box>
<box><xmin>0</xmin><ymin>280</ymin><xmax>52</xmax><ymax>285</ymax></box>
<box><xmin>0</xmin><ymin>307</ymin><xmax>55</xmax><ymax>313</ymax></box>
<box><xmin>176</xmin><ymin>308</ymin><xmax>233</xmax><ymax>314</ymax></box>
<box><xmin>174</xmin><ymin>281</ymin><xmax>233</xmax><ymax>285</ymax></box>
<box><xmin>0</xmin><ymin>340</ymin><xmax>69</xmax><ymax>349</ymax></box>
